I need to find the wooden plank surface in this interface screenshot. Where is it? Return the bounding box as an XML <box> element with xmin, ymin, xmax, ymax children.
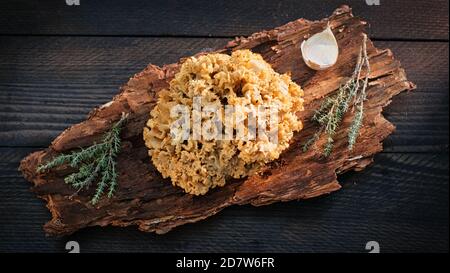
<box><xmin>0</xmin><ymin>1</ymin><xmax>448</xmax><ymax>252</ymax></box>
<box><xmin>17</xmin><ymin>8</ymin><xmax>418</xmax><ymax>236</ymax></box>
<box><xmin>0</xmin><ymin>37</ymin><xmax>448</xmax><ymax>152</ymax></box>
<box><xmin>0</xmin><ymin>0</ymin><xmax>448</xmax><ymax>40</ymax></box>
<box><xmin>0</xmin><ymin>148</ymin><xmax>448</xmax><ymax>252</ymax></box>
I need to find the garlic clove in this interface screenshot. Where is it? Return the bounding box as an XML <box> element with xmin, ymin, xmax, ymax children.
<box><xmin>301</xmin><ymin>25</ymin><xmax>339</xmax><ymax>70</ymax></box>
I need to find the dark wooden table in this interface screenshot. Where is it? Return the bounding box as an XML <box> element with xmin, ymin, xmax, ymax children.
<box><xmin>0</xmin><ymin>0</ymin><xmax>448</xmax><ymax>253</ymax></box>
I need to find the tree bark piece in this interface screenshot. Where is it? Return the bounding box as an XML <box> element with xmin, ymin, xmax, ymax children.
<box><xmin>19</xmin><ymin>6</ymin><xmax>415</xmax><ymax>236</ymax></box>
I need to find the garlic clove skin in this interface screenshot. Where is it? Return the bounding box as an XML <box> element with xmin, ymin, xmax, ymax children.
<box><xmin>301</xmin><ymin>25</ymin><xmax>339</xmax><ymax>70</ymax></box>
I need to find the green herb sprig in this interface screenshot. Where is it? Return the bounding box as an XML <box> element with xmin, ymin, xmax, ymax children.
<box><xmin>37</xmin><ymin>112</ymin><xmax>129</xmax><ymax>204</ymax></box>
<box><xmin>303</xmin><ymin>34</ymin><xmax>370</xmax><ymax>157</ymax></box>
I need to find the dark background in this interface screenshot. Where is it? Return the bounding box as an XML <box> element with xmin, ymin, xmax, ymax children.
<box><xmin>0</xmin><ymin>0</ymin><xmax>448</xmax><ymax>252</ymax></box>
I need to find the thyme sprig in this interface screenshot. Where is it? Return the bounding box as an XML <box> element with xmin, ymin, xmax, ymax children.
<box><xmin>303</xmin><ymin>34</ymin><xmax>370</xmax><ymax>157</ymax></box>
<box><xmin>37</xmin><ymin>112</ymin><xmax>129</xmax><ymax>204</ymax></box>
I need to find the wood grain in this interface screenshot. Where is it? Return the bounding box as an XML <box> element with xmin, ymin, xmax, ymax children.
<box><xmin>18</xmin><ymin>6</ymin><xmax>417</xmax><ymax>236</ymax></box>
<box><xmin>0</xmin><ymin>39</ymin><xmax>447</xmax><ymax>150</ymax></box>
<box><xmin>2</xmin><ymin>148</ymin><xmax>448</xmax><ymax>252</ymax></box>
<box><xmin>0</xmin><ymin>0</ymin><xmax>448</xmax><ymax>40</ymax></box>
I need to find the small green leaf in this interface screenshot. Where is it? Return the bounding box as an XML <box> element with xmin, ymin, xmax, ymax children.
<box><xmin>302</xmin><ymin>35</ymin><xmax>370</xmax><ymax>157</ymax></box>
<box><xmin>37</xmin><ymin>112</ymin><xmax>129</xmax><ymax>204</ymax></box>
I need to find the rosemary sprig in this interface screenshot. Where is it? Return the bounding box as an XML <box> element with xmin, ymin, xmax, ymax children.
<box><xmin>303</xmin><ymin>34</ymin><xmax>370</xmax><ymax>157</ymax></box>
<box><xmin>37</xmin><ymin>112</ymin><xmax>129</xmax><ymax>204</ymax></box>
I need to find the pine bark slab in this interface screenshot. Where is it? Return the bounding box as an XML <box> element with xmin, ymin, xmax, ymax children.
<box><xmin>19</xmin><ymin>6</ymin><xmax>415</xmax><ymax>236</ymax></box>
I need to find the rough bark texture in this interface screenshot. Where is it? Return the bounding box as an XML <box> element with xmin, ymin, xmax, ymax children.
<box><xmin>19</xmin><ymin>6</ymin><xmax>415</xmax><ymax>236</ymax></box>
